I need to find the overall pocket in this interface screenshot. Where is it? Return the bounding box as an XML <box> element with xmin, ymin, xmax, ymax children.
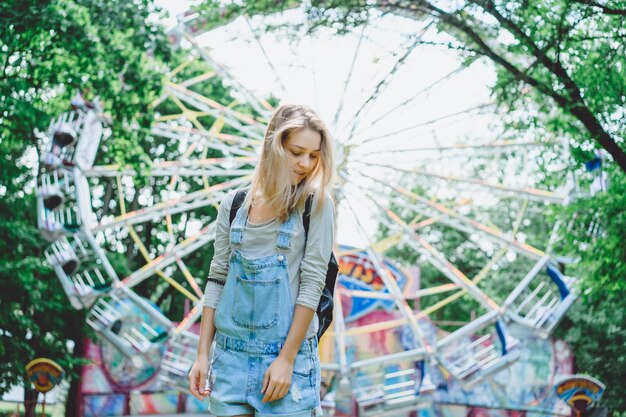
<box><xmin>232</xmin><ymin>273</ymin><xmax>280</xmax><ymax>329</ymax></box>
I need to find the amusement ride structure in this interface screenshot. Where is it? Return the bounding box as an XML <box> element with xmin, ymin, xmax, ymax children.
<box><xmin>36</xmin><ymin>6</ymin><xmax>582</xmax><ymax>417</ymax></box>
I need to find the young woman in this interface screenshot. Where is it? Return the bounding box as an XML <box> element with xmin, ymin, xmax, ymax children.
<box><xmin>188</xmin><ymin>103</ymin><xmax>336</xmax><ymax>417</ymax></box>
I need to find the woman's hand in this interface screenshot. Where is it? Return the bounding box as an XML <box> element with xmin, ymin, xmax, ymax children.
<box><xmin>188</xmin><ymin>356</ymin><xmax>210</xmax><ymax>401</ymax></box>
<box><xmin>261</xmin><ymin>355</ymin><xmax>294</xmax><ymax>403</ymax></box>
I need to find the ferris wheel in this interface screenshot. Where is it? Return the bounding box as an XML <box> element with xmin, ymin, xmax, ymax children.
<box><xmin>36</xmin><ymin>5</ymin><xmax>580</xmax><ymax>416</ymax></box>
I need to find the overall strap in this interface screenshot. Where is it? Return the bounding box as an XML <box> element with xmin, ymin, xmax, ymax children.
<box><xmin>229</xmin><ymin>187</ymin><xmax>250</xmax><ymax>247</ymax></box>
<box><xmin>228</xmin><ymin>186</ymin><xmax>297</xmax><ymax>251</ymax></box>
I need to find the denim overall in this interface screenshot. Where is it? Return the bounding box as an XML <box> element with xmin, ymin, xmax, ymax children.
<box><xmin>208</xmin><ymin>203</ymin><xmax>322</xmax><ymax>417</ymax></box>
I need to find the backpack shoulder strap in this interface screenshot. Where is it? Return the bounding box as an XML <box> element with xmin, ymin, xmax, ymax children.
<box><xmin>229</xmin><ymin>187</ymin><xmax>249</xmax><ymax>225</ymax></box>
<box><xmin>303</xmin><ymin>193</ymin><xmax>314</xmax><ymax>241</ymax></box>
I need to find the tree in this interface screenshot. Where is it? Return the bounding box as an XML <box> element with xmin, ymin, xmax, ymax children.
<box><xmin>0</xmin><ymin>1</ymin><xmax>170</xmax><ymax>416</ymax></box>
<box><xmin>551</xmin><ymin>164</ymin><xmax>626</xmax><ymax>413</ymax></box>
<box><xmin>196</xmin><ymin>0</ymin><xmax>626</xmax><ymax>172</ymax></box>
<box><xmin>1</xmin><ymin>3</ymin><xmax>271</xmax><ymax>415</ymax></box>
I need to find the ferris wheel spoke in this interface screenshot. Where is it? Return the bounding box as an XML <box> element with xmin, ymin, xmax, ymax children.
<box><xmin>332</xmin><ymin>240</ymin><xmax>507</xmax><ymax>336</ymax></box>
<box><xmin>352</xmin><ymin>138</ymin><xmax>561</xmax><ymax>158</ymax></box>
<box><xmin>332</xmin><ymin>239</ymin><xmax>511</xmax><ymax>339</ymax></box>
<box><xmin>356</xmin><ymin>64</ymin><xmax>467</xmax><ymax>138</ymax></box>
<box><xmin>175</xmin><ymin>257</ymin><xmax>203</xmax><ymax>298</ymax></box>
<box><xmin>353</xmin><ymin>160</ymin><xmax>566</xmax><ymax>204</ymax></box>
<box><xmin>112</xmin><ymin>178</ymin><xmax>203</xmax><ymax>303</ymax></box>
<box><xmin>356</xmin><ymin>102</ymin><xmax>495</xmax><ymax>146</ymax></box>
<box><xmin>343</xmin><ymin>188</ymin><xmax>435</xmax><ymax>355</ymax></box>
<box><xmin>151</xmin><ymin>125</ymin><xmax>259</xmax><ymax>158</ymax></box>
<box><xmin>342</xmin><ymin>282</ymin><xmax>459</xmax><ymax>301</ymax></box>
<box><xmin>158</xmin><ymin>92</ymin><xmax>222</xmax><ymax>134</ymax></box>
<box><xmin>165</xmin><ymin>80</ymin><xmax>263</xmax><ymax>127</ymax></box>
<box><xmin>338</xmin><ymin>172</ymin><xmax>526</xmax><ymax>328</ymax></box>
<box><xmin>180</xmin><ymin>70</ymin><xmax>218</xmax><ymax>88</ymax></box>
<box><xmin>332</xmin><ymin>23</ymin><xmax>368</xmax><ymax>133</ymax></box>
<box><xmin>344</xmin><ymin>180</ymin><xmax>527</xmax><ymax>323</ymax></box>
<box><xmin>166</xmin><ymin>57</ymin><xmax>193</xmax><ymax>79</ymax></box>
<box><xmin>172</xmin><ymin>304</ymin><xmax>203</xmax><ymax>339</ymax></box>
<box><xmin>154</xmin><ymin>123</ymin><xmax>262</xmax><ymax>147</ymax></box>
<box><xmin>93</xmin><ymin>176</ymin><xmax>250</xmax><ymax>231</ymax></box>
<box><xmin>183</xmin><ymin>31</ymin><xmax>274</xmax><ymax>116</ymax></box>
<box><xmin>352</xmin><ymin>168</ymin><xmax>545</xmax><ymax>260</ymax></box>
<box><xmin>85</xmin><ymin>158</ymin><xmax>256</xmax><ymax>178</ymax></box>
<box><xmin>113</xmin><ymin>219</ymin><xmax>218</xmax><ymax>290</ymax></box>
<box><xmin>359</xmin><ymin>32</ymin><xmax>404</xmax><ymax>57</ymax></box>
<box><xmin>164</xmin><ymin>84</ymin><xmax>265</xmax><ymax>139</ymax></box>
<box><xmin>422</xmin><ymin>223</ymin><xmax>515</xmax><ymax>300</ymax></box>
<box><xmin>344</xmin><ymin>23</ymin><xmax>434</xmax><ymax>146</ymax></box>
<box><xmin>152</xmin><ymin>65</ymin><xmax>218</xmax><ymax>108</ymax></box>
<box><xmin>352</xmin><ymin>181</ymin><xmax>501</xmax><ymax>313</ymax></box>
<box><xmin>243</xmin><ymin>15</ymin><xmax>289</xmax><ymax>98</ymax></box>
<box><xmin>126</xmin><ymin>225</ymin><xmax>195</xmax><ymax>300</ymax></box>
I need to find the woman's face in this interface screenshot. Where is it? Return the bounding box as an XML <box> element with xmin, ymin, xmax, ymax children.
<box><xmin>284</xmin><ymin>128</ymin><xmax>322</xmax><ymax>185</ymax></box>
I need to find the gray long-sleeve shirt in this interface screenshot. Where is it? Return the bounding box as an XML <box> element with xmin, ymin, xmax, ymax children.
<box><xmin>203</xmin><ymin>189</ymin><xmax>335</xmax><ymax>338</ymax></box>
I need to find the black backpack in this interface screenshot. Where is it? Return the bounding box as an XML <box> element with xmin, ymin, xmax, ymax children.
<box><xmin>229</xmin><ymin>188</ymin><xmax>338</xmax><ymax>340</ymax></box>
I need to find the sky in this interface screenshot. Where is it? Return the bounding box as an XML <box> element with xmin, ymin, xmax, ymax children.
<box><xmin>154</xmin><ymin>0</ymin><xmax>502</xmax><ymax>249</ymax></box>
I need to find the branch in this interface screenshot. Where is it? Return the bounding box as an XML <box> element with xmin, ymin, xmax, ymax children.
<box><xmin>412</xmin><ymin>1</ymin><xmax>570</xmax><ymax>108</ymax></box>
<box><xmin>553</xmin><ymin>0</ymin><xmax>572</xmax><ymax>67</ymax></box>
<box><xmin>412</xmin><ymin>39</ymin><xmax>485</xmax><ymax>55</ymax></box>
<box><xmin>1</xmin><ymin>49</ymin><xmax>10</xmax><ymax>81</ymax></box>
<box><xmin>470</xmin><ymin>0</ymin><xmax>581</xmax><ymax>95</ymax></box>
<box><xmin>569</xmin><ymin>33</ymin><xmax>626</xmax><ymax>42</ymax></box>
<box><xmin>407</xmin><ymin>1</ymin><xmax>626</xmax><ymax>171</ymax></box>
<box><xmin>571</xmin><ymin>0</ymin><xmax>626</xmax><ymax>15</ymax></box>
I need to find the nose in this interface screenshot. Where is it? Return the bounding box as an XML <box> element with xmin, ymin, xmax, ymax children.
<box><xmin>298</xmin><ymin>156</ymin><xmax>312</xmax><ymax>170</ymax></box>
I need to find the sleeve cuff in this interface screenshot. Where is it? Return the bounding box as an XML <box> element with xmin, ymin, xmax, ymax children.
<box><xmin>202</xmin><ymin>281</ymin><xmax>224</xmax><ymax>309</ymax></box>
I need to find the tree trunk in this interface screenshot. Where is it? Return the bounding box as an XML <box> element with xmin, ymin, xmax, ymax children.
<box><xmin>64</xmin><ymin>336</ymin><xmax>84</xmax><ymax>417</ymax></box>
<box><xmin>23</xmin><ymin>385</ymin><xmax>38</xmax><ymax>417</ymax></box>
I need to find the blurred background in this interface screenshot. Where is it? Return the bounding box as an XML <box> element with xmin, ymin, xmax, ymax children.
<box><xmin>0</xmin><ymin>1</ymin><xmax>624</xmax><ymax>417</ymax></box>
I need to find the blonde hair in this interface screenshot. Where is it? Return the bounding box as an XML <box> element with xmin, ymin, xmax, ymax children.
<box><xmin>246</xmin><ymin>103</ymin><xmax>334</xmax><ymax>222</ymax></box>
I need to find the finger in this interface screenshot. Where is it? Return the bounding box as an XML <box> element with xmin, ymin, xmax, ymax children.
<box><xmin>262</xmin><ymin>382</ymin><xmax>277</xmax><ymax>403</ymax></box>
<box><xmin>198</xmin><ymin>373</ymin><xmax>208</xmax><ymax>395</ymax></box>
<box><xmin>189</xmin><ymin>384</ymin><xmax>202</xmax><ymax>401</ymax></box>
<box><xmin>262</xmin><ymin>382</ymin><xmax>273</xmax><ymax>402</ymax></box>
<box><xmin>282</xmin><ymin>384</ymin><xmax>291</xmax><ymax>398</ymax></box>
<box><xmin>276</xmin><ymin>385</ymin><xmax>289</xmax><ymax>401</ymax></box>
<box><xmin>191</xmin><ymin>383</ymin><xmax>202</xmax><ymax>401</ymax></box>
<box><xmin>188</xmin><ymin>373</ymin><xmax>200</xmax><ymax>398</ymax></box>
<box><xmin>270</xmin><ymin>382</ymin><xmax>287</xmax><ymax>402</ymax></box>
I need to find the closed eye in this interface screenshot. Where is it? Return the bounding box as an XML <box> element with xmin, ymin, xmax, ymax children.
<box><xmin>291</xmin><ymin>149</ymin><xmax>319</xmax><ymax>159</ymax></box>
